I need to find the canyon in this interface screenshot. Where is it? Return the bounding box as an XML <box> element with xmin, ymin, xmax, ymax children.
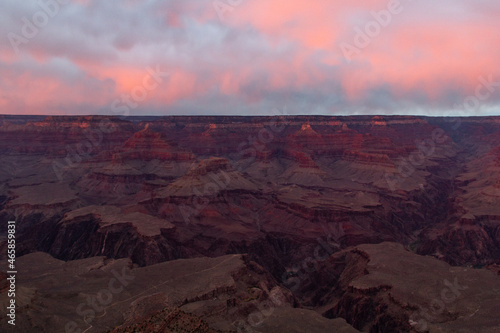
<box><xmin>0</xmin><ymin>115</ymin><xmax>500</xmax><ymax>332</ymax></box>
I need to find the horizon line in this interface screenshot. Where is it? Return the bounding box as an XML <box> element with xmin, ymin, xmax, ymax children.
<box><xmin>1</xmin><ymin>114</ymin><xmax>500</xmax><ymax>118</ymax></box>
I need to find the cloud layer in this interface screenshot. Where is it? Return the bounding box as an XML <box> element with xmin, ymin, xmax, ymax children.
<box><xmin>1</xmin><ymin>0</ymin><xmax>500</xmax><ymax>116</ymax></box>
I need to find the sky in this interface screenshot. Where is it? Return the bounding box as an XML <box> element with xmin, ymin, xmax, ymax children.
<box><xmin>1</xmin><ymin>0</ymin><xmax>500</xmax><ymax>116</ymax></box>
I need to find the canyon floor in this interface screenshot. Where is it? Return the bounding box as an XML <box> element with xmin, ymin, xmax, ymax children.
<box><xmin>1</xmin><ymin>115</ymin><xmax>500</xmax><ymax>332</ymax></box>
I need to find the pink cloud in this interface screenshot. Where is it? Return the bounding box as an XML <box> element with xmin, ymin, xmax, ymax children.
<box><xmin>1</xmin><ymin>0</ymin><xmax>500</xmax><ymax>115</ymax></box>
